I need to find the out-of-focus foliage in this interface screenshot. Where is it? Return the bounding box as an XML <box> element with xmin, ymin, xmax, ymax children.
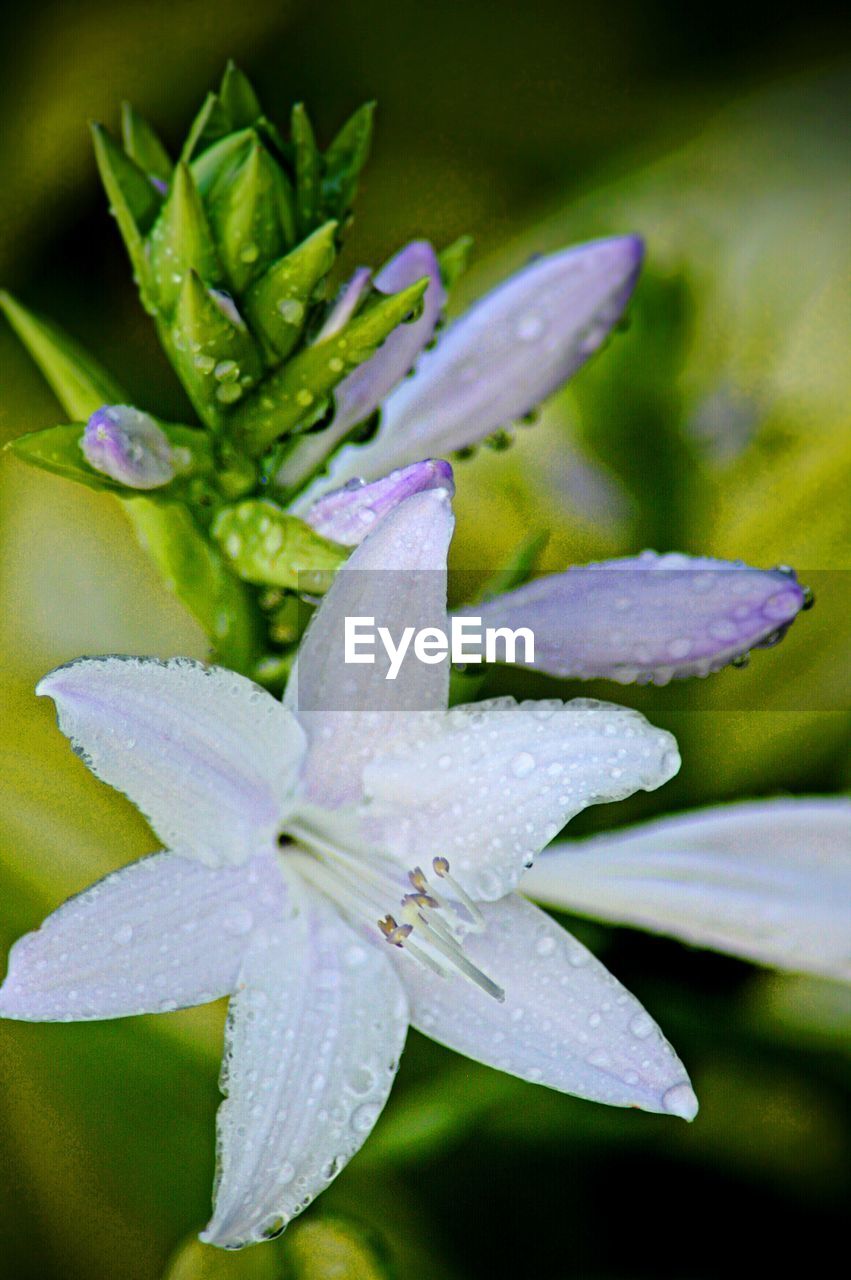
<box><xmin>0</xmin><ymin>2</ymin><xmax>848</xmax><ymax>1277</ymax></box>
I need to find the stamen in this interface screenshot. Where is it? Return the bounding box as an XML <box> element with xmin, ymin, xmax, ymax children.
<box><xmin>431</xmin><ymin>857</ymin><xmax>486</xmax><ymax>932</ymax></box>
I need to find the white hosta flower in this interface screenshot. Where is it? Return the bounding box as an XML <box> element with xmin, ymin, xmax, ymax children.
<box><xmin>0</xmin><ymin>488</ymin><xmax>693</xmax><ymax>1250</ymax></box>
<box><xmin>523</xmin><ymin>798</ymin><xmax>851</xmax><ymax>982</ymax></box>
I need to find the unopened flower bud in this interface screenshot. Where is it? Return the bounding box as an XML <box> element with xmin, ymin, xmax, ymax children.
<box><xmin>81</xmin><ymin>406</ymin><xmax>176</xmax><ymax>489</ymax></box>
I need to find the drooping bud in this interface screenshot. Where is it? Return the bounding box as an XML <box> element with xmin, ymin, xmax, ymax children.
<box><xmin>300</xmin><ymin>458</ymin><xmax>454</xmax><ymax>546</ymax></box>
<box><xmin>81</xmin><ymin>406</ymin><xmax>176</xmax><ymax>489</ymax></box>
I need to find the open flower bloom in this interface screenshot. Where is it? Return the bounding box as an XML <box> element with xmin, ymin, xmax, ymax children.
<box><xmin>523</xmin><ymin>798</ymin><xmax>851</xmax><ymax>983</ymax></box>
<box><xmin>0</xmin><ymin>488</ymin><xmax>696</xmax><ymax>1250</ymax></box>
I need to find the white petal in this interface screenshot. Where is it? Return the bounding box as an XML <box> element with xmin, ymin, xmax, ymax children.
<box><xmin>201</xmin><ymin>889</ymin><xmax>408</xmax><ymax>1248</ymax></box>
<box><xmin>522</xmin><ymin>798</ymin><xmax>851</xmax><ymax>982</ymax></box>
<box><xmin>38</xmin><ymin>657</ymin><xmax>305</xmax><ymax>867</ymax></box>
<box><xmin>312</xmin><ymin>235</ymin><xmax>642</xmax><ymax>488</ymax></box>
<box><xmin>286</xmin><ymin>488</ymin><xmax>454</xmax><ymax>806</ymax></box>
<box><xmin>0</xmin><ymin>852</ymin><xmax>289</xmax><ymax>1020</ymax></box>
<box><xmin>395</xmin><ymin>893</ymin><xmax>696</xmax><ymax>1118</ymax></box>
<box><xmin>363</xmin><ymin>696</ymin><xmax>680</xmax><ymax>900</ymax></box>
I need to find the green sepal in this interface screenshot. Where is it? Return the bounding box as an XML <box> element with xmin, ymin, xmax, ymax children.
<box><xmin>148</xmin><ymin>163</ymin><xmax>224</xmax><ymax>315</ymax></box>
<box><xmin>218</xmin><ymin>60</ymin><xmax>263</xmax><ymax>130</ymax></box>
<box><xmin>467</xmin><ymin>529</ymin><xmax>549</xmax><ymax>602</ymax></box>
<box><xmin>206</xmin><ymin>138</ymin><xmax>296</xmax><ymax>294</ymax></box>
<box><xmin>243</xmin><ymin>220</ymin><xmax>337</xmax><ymax>362</ymax></box>
<box><xmin>127</xmin><ymin>499</ymin><xmax>262</xmax><ymax>673</ymax></box>
<box><xmin>0</xmin><ymin>290</ymin><xmax>125</xmax><ymax>419</ymax></box>
<box><xmin>291</xmin><ymin>102</ymin><xmax>321</xmax><ymax>237</ymax></box>
<box><xmin>5</xmin><ymin>420</ymin><xmax>212</xmax><ymax>492</ymax></box>
<box><xmin>235</xmin><ymin>276</ymin><xmax>429</xmax><ymax>455</ymax></box>
<box><xmin>180</xmin><ymin>92</ymin><xmax>233</xmax><ymax>163</ymax></box>
<box><xmin>91</xmin><ymin>123</ymin><xmax>162</xmax><ymax>303</ymax></box>
<box><xmin>190</xmin><ymin>127</ymin><xmax>256</xmax><ymax>197</ymax></box>
<box><xmin>320</xmin><ymin>101</ymin><xmax>375</xmax><ymax>220</ymax></box>
<box><xmin>172</xmin><ymin>271</ymin><xmax>264</xmax><ymax>425</ymax></box>
<box><xmin>438</xmin><ymin>234</ymin><xmax>474</xmax><ymax>290</ymax></box>
<box><xmin>211</xmin><ymin>499</ymin><xmax>347</xmax><ymax>589</ymax></box>
<box><xmin>120</xmin><ymin>102</ymin><xmax>173</xmax><ymax>183</ymax></box>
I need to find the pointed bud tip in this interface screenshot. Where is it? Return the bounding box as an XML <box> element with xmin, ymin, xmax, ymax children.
<box><xmin>661</xmin><ymin>1081</ymin><xmax>699</xmax><ymax>1121</ymax></box>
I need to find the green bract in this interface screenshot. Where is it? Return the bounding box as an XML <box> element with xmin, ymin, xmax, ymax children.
<box><xmin>0</xmin><ymin>63</ymin><xmax>432</xmax><ymax>686</ymax></box>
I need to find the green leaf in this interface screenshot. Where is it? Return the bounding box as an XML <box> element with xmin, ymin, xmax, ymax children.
<box><xmin>91</xmin><ymin>123</ymin><xmax>162</xmax><ymax>302</ymax></box>
<box><xmin>120</xmin><ymin>102</ymin><xmax>173</xmax><ymax>183</ymax></box>
<box><xmin>280</xmin><ymin>1217</ymin><xmax>394</xmax><ymax>1280</ymax></box>
<box><xmin>291</xmin><ymin>103</ymin><xmax>320</xmax><ymax>238</ymax></box>
<box><xmin>0</xmin><ymin>290</ymin><xmax>126</xmax><ymax>419</ymax></box>
<box><xmin>206</xmin><ymin>139</ymin><xmax>296</xmax><ymax>295</ymax></box>
<box><xmin>6</xmin><ymin>420</ymin><xmax>211</xmax><ymax>492</ymax></box>
<box><xmin>320</xmin><ymin>102</ymin><xmax>375</xmax><ymax>220</ymax></box>
<box><xmin>172</xmin><ymin>272</ymin><xmax>264</xmax><ymax>426</ymax></box>
<box><xmin>244</xmin><ymin>220</ymin><xmax>337</xmax><ymax>362</ymax></box>
<box><xmin>212</xmin><ymin>499</ymin><xmax>347</xmax><ymax>590</ymax></box>
<box><xmin>127</xmin><ymin>499</ymin><xmax>262</xmax><ymax>672</ymax></box>
<box><xmin>148</xmin><ymin>163</ymin><xmax>224</xmax><ymax>314</ymax></box>
<box><xmin>235</xmin><ymin>276</ymin><xmax>429</xmax><ymax>455</ymax></box>
<box><xmin>219</xmin><ymin>60</ymin><xmax>263</xmax><ymax>131</ymax></box>
<box><xmin>438</xmin><ymin>234</ymin><xmax>474</xmax><ymax>291</ymax></box>
<box><xmin>180</xmin><ymin>92</ymin><xmax>233</xmax><ymax>163</ymax></box>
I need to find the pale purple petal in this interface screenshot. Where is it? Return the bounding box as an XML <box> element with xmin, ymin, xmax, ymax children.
<box><xmin>38</xmin><ymin>657</ymin><xmax>306</xmax><ymax>867</ymax></box>
<box><xmin>523</xmin><ymin>798</ymin><xmax>851</xmax><ymax>982</ymax></box>
<box><xmin>303</xmin><ymin>459</ymin><xmax>454</xmax><ymax>546</ymax></box>
<box><xmin>363</xmin><ymin>696</ymin><xmax>680</xmax><ymax>901</ymax></box>
<box><xmin>201</xmin><ymin>888</ymin><xmax>407</xmax><ymax>1248</ymax></box>
<box><xmin>394</xmin><ymin>893</ymin><xmax>697</xmax><ymax>1118</ymax></box>
<box><xmin>286</xmin><ymin>488</ymin><xmax>454</xmax><ymax>806</ymax></box>
<box><xmin>315</xmin><ymin>267</ymin><xmax>373</xmax><ymax>341</ymax></box>
<box><xmin>308</xmin><ymin>235</ymin><xmax>642</xmax><ymax>489</ymax></box>
<box><xmin>0</xmin><ymin>851</ymin><xmax>289</xmax><ymax>1021</ymax></box>
<box><xmin>81</xmin><ymin>405</ymin><xmax>176</xmax><ymax>490</ymax></box>
<box><xmin>471</xmin><ymin>553</ymin><xmax>807</xmax><ymax>684</ymax></box>
<box><xmin>280</xmin><ymin>241</ymin><xmax>445</xmax><ymax>497</ymax></box>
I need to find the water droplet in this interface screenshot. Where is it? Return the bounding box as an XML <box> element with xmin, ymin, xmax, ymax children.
<box><xmin>515</xmin><ymin>312</ymin><xmax>545</xmax><ymax>342</ymax></box>
<box><xmin>277</xmin><ymin>1161</ymin><xmax>295</xmax><ymax>1185</ymax></box>
<box><xmin>510</xmin><ymin>751</ymin><xmax>536</xmax><ymax>778</ymax></box>
<box><xmin>535</xmin><ymin>935</ymin><xmax>556</xmax><ymax>957</ymax></box>
<box><xmin>629</xmin><ymin>1012</ymin><xmax>654</xmax><ymax>1039</ymax></box>
<box><xmin>112</xmin><ymin>924</ymin><xmax>134</xmax><ymax>946</ymax></box>
<box><xmin>159</xmin><ymin>998</ymin><xmax>178</xmax><ymax>1012</ymax></box>
<box><xmin>277</xmin><ymin>298</ymin><xmax>304</xmax><ymax>325</ymax></box>
<box><xmin>296</xmin><ymin>389</ymin><xmax>314</xmax><ymax>407</ymax></box>
<box><xmin>222</xmin><ymin>906</ymin><xmax>254</xmax><ymax>936</ymax></box>
<box><xmin>351</xmin><ymin>1102</ymin><xmax>380</xmax><ymax>1133</ymax></box>
<box><xmin>240</xmin><ymin>242</ymin><xmax>259</xmax><ymax>264</ymax></box>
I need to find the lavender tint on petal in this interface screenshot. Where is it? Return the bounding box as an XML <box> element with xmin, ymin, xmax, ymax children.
<box><xmin>471</xmin><ymin>553</ymin><xmax>807</xmax><ymax>684</ymax></box>
<box><xmin>304</xmin><ymin>459</ymin><xmax>455</xmax><ymax>546</ymax></box>
<box><xmin>305</xmin><ymin>235</ymin><xmax>643</xmax><ymax>491</ymax></box>
<box><xmin>81</xmin><ymin>405</ymin><xmax>176</xmax><ymax>490</ymax></box>
<box><xmin>282</xmin><ymin>241</ymin><xmax>445</xmax><ymax>499</ymax></box>
<box><xmin>315</xmin><ymin>266</ymin><xmax>373</xmax><ymax>342</ymax></box>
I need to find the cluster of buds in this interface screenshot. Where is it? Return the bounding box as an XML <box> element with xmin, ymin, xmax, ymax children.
<box><xmin>1</xmin><ymin>64</ymin><xmax>440</xmax><ymax>681</ymax></box>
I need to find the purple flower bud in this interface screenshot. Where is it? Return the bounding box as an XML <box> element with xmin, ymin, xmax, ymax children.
<box><xmin>470</xmin><ymin>553</ymin><xmax>808</xmax><ymax>684</ymax></box>
<box><xmin>303</xmin><ymin>458</ymin><xmax>454</xmax><ymax>546</ymax></box>
<box><xmin>81</xmin><ymin>406</ymin><xmax>176</xmax><ymax>490</ymax></box>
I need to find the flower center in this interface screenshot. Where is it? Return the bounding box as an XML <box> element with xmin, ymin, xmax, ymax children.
<box><xmin>284</xmin><ymin>820</ymin><xmax>504</xmax><ymax>1001</ymax></box>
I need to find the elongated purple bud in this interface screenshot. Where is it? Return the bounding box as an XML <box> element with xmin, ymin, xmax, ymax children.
<box><xmin>304</xmin><ymin>458</ymin><xmax>454</xmax><ymax>546</ymax></box>
<box><xmin>81</xmin><ymin>405</ymin><xmax>176</xmax><ymax>490</ymax></box>
<box><xmin>470</xmin><ymin>552</ymin><xmax>808</xmax><ymax>684</ymax></box>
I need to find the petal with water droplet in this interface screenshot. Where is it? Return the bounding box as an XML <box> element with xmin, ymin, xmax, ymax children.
<box><xmin>363</xmin><ymin>696</ymin><xmax>680</xmax><ymax>900</ymax></box>
<box><xmin>470</xmin><ymin>553</ymin><xmax>807</xmax><ymax>684</ymax></box>
<box><xmin>201</xmin><ymin>887</ymin><xmax>407</xmax><ymax>1248</ymax></box>
<box><xmin>38</xmin><ymin>657</ymin><xmax>305</xmax><ymax>867</ymax></box>
<box><xmin>287</xmin><ymin>488</ymin><xmax>454</xmax><ymax>806</ymax></box>
<box><xmin>395</xmin><ymin>893</ymin><xmax>696</xmax><ymax>1117</ymax></box>
<box><xmin>307</xmin><ymin>235</ymin><xmax>641</xmax><ymax>491</ymax></box>
<box><xmin>523</xmin><ymin>798</ymin><xmax>851</xmax><ymax>981</ymax></box>
<box><xmin>0</xmin><ymin>852</ymin><xmax>289</xmax><ymax>1020</ymax></box>
<box><xmin>303</xmin><ymin>459</ymin><xmax>454</xmax><ymax>547</ymax></box>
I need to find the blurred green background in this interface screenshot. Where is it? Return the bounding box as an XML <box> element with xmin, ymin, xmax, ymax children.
<box><xmin>0</xmin><ymin>2</ymin><xmax>849</xmax><ymax>1277</ymax></box>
